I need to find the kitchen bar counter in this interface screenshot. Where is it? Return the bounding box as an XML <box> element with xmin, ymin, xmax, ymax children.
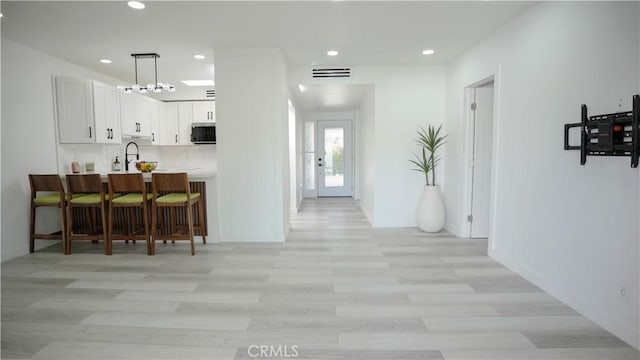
<box><xmin>60</xmin><ymin>168</ymin><xmax>217</xmax><ymax>181</ymax></box>
<box><xmin>59</xmin><ymin>170</ymin><xmax>218</xmax><ymax>241</ymax></box>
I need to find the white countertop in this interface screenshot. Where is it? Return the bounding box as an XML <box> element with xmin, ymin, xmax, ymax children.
<box><xmin>60</xmin><ymin>168</ymin><xmax>217</xmax><ymax>181</ymax></box>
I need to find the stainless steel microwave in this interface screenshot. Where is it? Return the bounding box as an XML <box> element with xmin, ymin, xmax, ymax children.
<box><xmin>191</xmin><ymin>123</ymin><xmax>216</xmax><ymax>144</ymax></box>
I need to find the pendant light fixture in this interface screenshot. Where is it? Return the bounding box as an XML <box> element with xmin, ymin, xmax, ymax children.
<box><xmin>117</xmin><ymin>53</ymin><xmax>175</xmax><ymax>94</ymax></box>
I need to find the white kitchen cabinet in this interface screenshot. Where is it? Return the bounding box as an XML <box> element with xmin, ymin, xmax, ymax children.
<box><xmin>55</xmin><ymin>76</ymin><xmax>95</xmax><ymax>143</ymax></box>
<box><xmin>177</xmin><ymin>102</ymin><xmax>194</xmax><ymax>145</ymax></box>
<box><xmin>163</xmin><ymin>102</ymin><xmax>180</xmax><ymax>145</ymax></box>
<box><xmin>149</xmin><ymin>100</ymin><xmax>161</xmax><ymax>145</ymax></box>
<box><xmin>134</xmin><ymin>95</ymin><xmax>152</xmax><ymax>137</ymax></box>
<box><xmin>120</xmin><ymin>93</ymin><xmax>152</xmax><ymax>137</ymax></box>
<box><xmin>92</xmin><ymin>81</ymin><xmax>121</xmax><ymax>144</ymax></box>
<box><xmin>192</xmin><ymin>101</ymin><xmax>215</xmax><ymax>123</ymax></box>
<box><xmin>55</xmin><ymin>76</ymin><xmax>121</xmax><ymax>144</ymax></box>
<box><xmin>120</xmin><ymin>94</ymin><xmax>136</xmax><ymax>136</ymax></box>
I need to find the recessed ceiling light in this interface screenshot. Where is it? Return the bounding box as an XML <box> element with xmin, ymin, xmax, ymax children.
<box><xmin>127</xmin><ymin>1</ymin><xmax>145</xmax><ymax>10</ymax></box>
<box><xmin>327</xmin><ymin>50</ymin><xmax>339</xmax><ymax>57</ymax></box>
<box><xmin>422</xmin><ymin>49</ymin><xmax>435</xmax><ymax>55</ymax></box>
<box><xmin>298</xmin><ymin>84</ymin><xmax>307</xmax><ymax>92</ymax></box>
<box><xmin>193</xmin><ymin>54</ymin><xmax>205</xmax><ymax>60</ymax></box>
<box><xmin>100</xmin><ymin>59</ymin><xmax>112</xmax><ymax>64</ymax></box>
<box><xmin>181</xmin><ymin>80</ymin><xmax>216</xmax><ymax>87</ymax></box>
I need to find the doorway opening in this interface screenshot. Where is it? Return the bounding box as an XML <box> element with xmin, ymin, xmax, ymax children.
<box><xmin>464</xmin><ymin>78</ymin><xmax>495</xmax><ymax>239</ymax></box>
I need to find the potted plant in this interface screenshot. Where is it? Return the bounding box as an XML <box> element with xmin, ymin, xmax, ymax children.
<box><xmin>410</xmin><ymin>124</ymin><xmax>447</xmax><ymax>232</ymax></box>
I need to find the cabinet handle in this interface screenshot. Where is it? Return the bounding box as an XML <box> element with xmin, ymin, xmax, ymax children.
<box><xmin>152</xmin><ymin>133</ymin><xmax>155</xmax><ymax>142</ymax></box>
<box><xmin>175</xmin><ymin>134</ymin><xmax>178</xmax><ymax>143</ymax></box>
<box><xmin>89</xmin><ymin>126</ymin><xmax>92</xmax><ymax>138</ymax></box>
<box><xmin>207</xmin><ymin>111</ymin><xmax>210</xmax><ymax>120</ymax></box>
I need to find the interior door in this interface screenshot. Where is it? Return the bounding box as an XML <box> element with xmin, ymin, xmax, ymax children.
<box><xmin>470</xmin><ymin>85</ymin><xmax>494</xmax><ymax>238</ymax></box>
<box><xmin>317</xmin><ymin>120</ymin><xmax>353</xmax><ymax>197</ymax></box>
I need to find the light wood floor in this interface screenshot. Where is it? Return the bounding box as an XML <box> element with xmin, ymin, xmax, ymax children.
<box><xmin>2</xmin><ymin>198</ymin><xmax>638</xmax><ymax>359</ymax></box>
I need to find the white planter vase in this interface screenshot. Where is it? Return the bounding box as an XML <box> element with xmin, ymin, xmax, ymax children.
<box><xmin>416</xmin><ymin>185</ymin><xmax>445</xmax><ymax>232</ymax></box>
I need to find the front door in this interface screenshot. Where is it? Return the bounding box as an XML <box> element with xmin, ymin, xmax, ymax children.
<box><xmin>317</xmin><ymin>120</ymin><xmax>353</xmax><ymax>197</ymax></box>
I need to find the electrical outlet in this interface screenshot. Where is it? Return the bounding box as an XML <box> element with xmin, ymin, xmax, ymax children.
<box><xmin>620</xmin><ymin>287</ymin><xmax>627</xmax><ymax>297</ymax></box>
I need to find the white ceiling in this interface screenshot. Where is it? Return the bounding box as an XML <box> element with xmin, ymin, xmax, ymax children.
<box><xmin>1</xmin><ymin>1</ymin><xmax>532</xmax><ymax>110</ymax></box>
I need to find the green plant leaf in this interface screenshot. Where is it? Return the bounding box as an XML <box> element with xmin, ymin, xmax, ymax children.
<box><xmin>409</xmin><ymin>123</ymin><xmax>447</xmax><ymax>186</ymax></box>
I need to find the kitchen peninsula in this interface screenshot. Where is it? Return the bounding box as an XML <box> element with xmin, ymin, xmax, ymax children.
<box><xmin>59</xmin><ymin>167</ymin><xmax>218</xmax><ymax>244</ymax></box>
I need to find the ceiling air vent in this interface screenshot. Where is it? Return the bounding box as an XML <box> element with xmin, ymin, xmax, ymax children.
<box><xmin>205</xmin><ymin>89</ymin><xmax>215</xmax><ymax>99</ymax></box>
<box><xmin>312</xmin><ymin>68</ymin><xmax>351</xmax><ymax>79</ymax></box>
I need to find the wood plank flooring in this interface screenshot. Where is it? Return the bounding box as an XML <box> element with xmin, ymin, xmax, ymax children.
<box><xmin>2</xmin><ymin>198</ymin><xmax>638</xmax><ymax>359</ymax></box>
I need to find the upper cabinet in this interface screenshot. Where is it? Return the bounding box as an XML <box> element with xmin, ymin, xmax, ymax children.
<box><xmin>121</xmin><ymin>93</ymin><xmax>153</xmax><ymax>137</ymax></box>
<box><xmin>177</xmin><ymin>102</ymin><xmax>194</xmax><ymax>145</ymax></box>
<box><xmin>93</xmin><ymin>81</ymin><xmax>121</xmax><ymax>144</ymax></box>
<box><xmin>120</xmin><ymin>93</ymin><xmax>135</xmax><ymax>136</ymax></box>
<box><xmin>55</xmin><ymin>76</ymin><xmax>120</xmax><ymax>144</ymax></box>
<box><xmin>163</xmin><ymin>103</ymin><xmax>180</xmax><ymax>145</ymax></box>
<box><xmin>192</xmin><ymin>101</ymin><xmax>216</xmax><ymax>123</ymax></box>
<box><xmin>149</xmin><ymin>101</ymin><xmax>162</xmax><ymax>145</ymax></box>
<box><xmin>159</xmin><ymin>102</ymin><xmax>196</xmax><ymax>146</ymax></box>
<box><xmin>55</xmin><ymin>77</ymin><xmax>210</xmax><ymax>146</ymax></box>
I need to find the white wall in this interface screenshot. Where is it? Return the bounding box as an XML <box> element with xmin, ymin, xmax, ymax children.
<box><xmin>1</xmin><ymin>25</ymin><xmax>3</xmax><ymax>261</ymax></box>
<box><xmin>358</xmin><ymin>87</ymin><xmax>375</xmax><ymax>222</ymax></box>
<box><xmin>366</xmin><ymin>67</ymin><xmax>446</xmax><ymax>226</ymax></box>
<box><xmin>215</xmin><ymin>48</ymin><xmax>289</xmax><ymax>242</ymax></box>
<box><xmin>445</xmin><ymin>2</ymin><xmax>639</xmax><ymax>348</ymax></box>
<box><xmin>289</xmin><ymin>66</ymin><xmax>446</xmax><ymax>227</ymax></box>
<box><xmin>1</xmin><ymin>40</ymin><xmax>124</xmax><ymax>261</ymax></box>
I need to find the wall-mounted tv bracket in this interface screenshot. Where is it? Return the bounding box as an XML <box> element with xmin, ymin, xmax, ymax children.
<box><xmin>564</xmin><ymin>95</ymin><xmax>639</xmax><ymax>168</ymax></box>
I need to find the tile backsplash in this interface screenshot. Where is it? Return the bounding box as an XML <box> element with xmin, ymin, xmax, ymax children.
<box><xmin>57</xmin><ymin>142</ymin><xmax>217</xmax><ymax>174</ymax></box>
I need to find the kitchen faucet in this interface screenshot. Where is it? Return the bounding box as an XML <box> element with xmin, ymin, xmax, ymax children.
<box><xmin>125</xmin><ymin>141</ymin><xmax>139</xmax><ymax>172</ymax></box>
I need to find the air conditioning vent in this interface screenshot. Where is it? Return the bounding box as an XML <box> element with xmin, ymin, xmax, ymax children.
<box><xmin>312</xmin><ymin>68</ymin><xmax>351</xmax><ymax>78</ymax></box>
<box><xmin>205</xmin><ymin>89</ymin><xmax>215</xmax><ymax>99</ymax></box>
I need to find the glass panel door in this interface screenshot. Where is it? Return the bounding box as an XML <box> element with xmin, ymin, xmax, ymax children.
<box><xmin>317</xmin><ymin>120</ymin><xmax>353</xmax><ymax>197</ymax></box>
<box><xmin>322</xmin><ymin>128</ymin><xmax>345</xmax><ymax>188</ymax></box>
<box><xmin>304</xmin><ymin>122</ymin><xmax>315</xmax><ymax>192</ymax></box>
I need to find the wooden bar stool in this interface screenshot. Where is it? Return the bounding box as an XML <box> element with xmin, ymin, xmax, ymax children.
<box><xmin>65</xmin><ymin>174</ymin><xmax>116</xmax><ymax>255</ymax></box>
<box><xmin>29</xmin><ymin>174</ymin><xmax>72</xmax><ymax>253</ymax></box>
<box><xmin>150</xmin><ymin>173</ymin><xmax>206</xmax><ymax>256</ymax></box>
<box><xmin>107</xmin><ymin>173</ymin><xmax>152</xmax><ymax>255</ymax></box>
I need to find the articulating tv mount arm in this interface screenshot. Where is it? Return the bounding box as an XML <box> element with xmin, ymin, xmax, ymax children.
<box><xmin>564</xmin><ymin>95</ymin><xmax>639</xmax><ymax>168</ymax></box>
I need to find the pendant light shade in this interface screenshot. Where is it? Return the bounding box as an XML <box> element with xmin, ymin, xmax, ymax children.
<box><xmin>117</xmin><ymin>53</ymin><xmax>175</xmax><ymax>93</ymax></box>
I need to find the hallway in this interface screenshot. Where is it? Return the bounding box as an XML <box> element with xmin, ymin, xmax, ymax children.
<box><xmin>1</xmin><ymin>198</ymin><xmax>638</xmax><ymax>359</ymax></box>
